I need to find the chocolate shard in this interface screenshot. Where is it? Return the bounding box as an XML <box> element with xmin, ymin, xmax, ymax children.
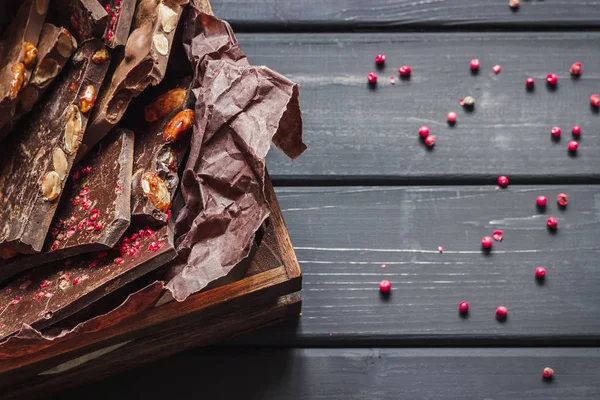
<box><xmin>0</xmin><ymin>0</ymin><xmax>48</xmax><ymax>139</ymax></box>
<box><xmin>77</xmin><ymin>0</ymin><xmax>190</xmax><ymax>163</ymax></box>
<box><xmin>51</xmin><ymin>0</ymin><xmax>108</xmax><ymax>44</ymax></box>
<box><xmin>0</xmin><ymin>38</ymin><xmax>110</xmax><ymax>254</ymax></box>
<box><xmin>0</xmin><ymin>224</ymin><xmax>175</xmax><ymax>341</ymax></box>
<box><xmin>0</xmin><ymin>129</ymin><xmax>134</xmax><ymax>282</ymax></box>
<box><xmin>130</xmin><ymin>78</ymin><xmax>194</xmax><ymax>225</ymax></box>
<box><xmin>100</xmin><ymin>0</ymin><xmax>137</xmax><ymax>48</ymax></box>
<box><xmin>0</xmin><ymin>24</ymin><xmax>77</xmax><ymax>139</ymax></box>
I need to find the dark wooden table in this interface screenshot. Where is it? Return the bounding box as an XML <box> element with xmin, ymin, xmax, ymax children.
<box><xmin>63</xmin><ymin>1</ymin><xmax>600</xmax><ymax>398</ymax></box>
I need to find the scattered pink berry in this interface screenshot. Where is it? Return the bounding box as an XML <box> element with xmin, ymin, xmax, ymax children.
<box><xmin>591</xmin><ymin>94</ymin><xmax>600</xmax><ymax>107</ymax></box>
<box><xmin>128</xmin><ymin>247</ymin><xmax>137</xmax><ymax>257</ymax></box>
<box><xmin>114</xmin><ymin>257</ymin><xmax>125</xmax><ymax>265</ymax></box>
<box><xmin>496</xmin><ymin>306</ymin><xmax>508</xmax><ymax>320</ymax></box>
<box><xmin>375</xmin><ymin>54</ymin><xmax>386</xmax><ymax>65</ymax></box>
<box><xmin>557</xmin><ymin>193</ymin><xmax>568</xmax><ymax>207</ymax></box>
<box><xmin>458</xmin><ymin>301</ymin><xmax>469</xmax><ymax>314</ymax></box>
<box><xmin>492</xmin><ymin>65</ymin><xmax>501</xmax><ymax>74</ymax></box>
<box><xmin>389</xmin><ymin>76</ymin><xmax>396</xmax><ymax>85</ymax></box>
<box><xmin>398</xmin><ymin>65</ymin><xmax>412</xmax><ymax>77</ymax></box>
<box><xmin>379</xmin><ymin>280</ymin><xmax>392</xmax><ymax>293</ymax></box>
<box><xmin>481</xmin><ymin>236</ymin><xmax>493</xmax><ymax>249</ymax></box>
<box><xmin>542</xmin><ymin>367</ymin><xmax>554</xmax><ymax>381</ymax></box>
<box><xmin>497</xmin><ymin>175</ymin><xmax>509</xmax><ymax>188</ymax></box>
<box><xmin>546</xmin><ymin>73</ymin><xmax>558</xmax><ymax>86</ymax></box>
<box><xmin>547</xmin><ymin>216</ymin><xmax>558</xmax><ymax>230</ymax></box>
<box><xmin>536</xmin><ymin>196</ymin><xmax>547</xmax><ymax>207</ymax></box>
<box><xmin>550</xmin><ymin>126</ymin><xmax>561</xmax><ymax>138</ymax></box>
<box><xmin>367</xmin><ymin>72</ymin><xmax>378</xmax><ymax>84</ymax></box>
<box><xmin>148</xmin><ymin>241</ymin><xmax>162</xmax><ymax>251</ymax></box>
<box><xmin>492</xmin><ymin>229</ymin><xmax>503</xmax><ymax>241</ymax></box>
<box><xmin>509</xmin><ymin>0</ymin><xmax>520</xmax><ymax>8</ymax></box>
<box><xmin>9</xmin><ymin>297</ymin><xmax>21</xmax><ymax>306</ymax></box>
<box><xmin>568</xmin><ymin>140</ymin><xmax>578</xmax><ymax>152</ymax></box>
<box><xmin>470</xmin><ymin>59</ymin><xmax>480</xmax><ymax>71</ymax></box>
<box><xmin>418</xmin><ymin>126</ymin><xmax>430</xmax><ymax>138</ymax></box>
<box><xmin>447</xmin><ymin>111</ymin><xmax>457</xmax><ymax>124</ymax></box>
<box><xmin>81</xmin><ymin>166</ymin><xmax>91</xmax><ymax>175</ymax></box>
<box><xmin>570</xmin><ymin>62</ymin><xmax>582</xmax><ymax>76</ymax></box>
<box><xmin>424</xmin><ymin>135</ymin><xmax>436</xmax><ymax>147</ymax></box>
<box><xmin>571</xmin><ymin>125</ymin><xmax>581</xmax><ymax>136</ymax></box>
<box><xmin>525</xmin><ymin>77</ymin><xmax>535</xmax><ymax>89</ymax></box>
<box><xmin>535</xmin><ymin>266</ymin><xmax>546</xmax><ymax>280</ymax></box>
<box><xmin>438</xmin><ymin>246</ymin><xmax>444</xmax><ymax>253</ymax></box>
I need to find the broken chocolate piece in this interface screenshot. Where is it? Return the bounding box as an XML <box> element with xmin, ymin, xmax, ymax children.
<box><xmin>0</xmin><ymin>129</ymin><xmax>134</xmax><ymax>282</ymax></box>
<box><xmin>0</xmin><ymin>39</ymin><xmax>110</xmax><ymax>254</ymax></box>
<box><xmin>77</xmin><ymin>0</ymin><xmax>190</xmax><ymax>163</ymax></box>
<box><xmin>0</xmin><ymin>24</ymin><xmax>77</xmax><ymax>139</ymax></box>
<box><xmin>131</xmin><ymin>79</ymin><xmax>194</xmax><ymax>224</ymax></box>
<box><xmin>0</xmin><ymin>224</ymin><xmax>174</xmax><ymax>341</ymax></box>
<box><xmin>0</xmin><ymin>0</ymin><xmax>48</xmax><ymax>139</ymax></box>
<box><xmin>52</xmin><ymin>0</ymin><xmax>108</xmax><ymax>44</ymax></box>
<box><xmin>100</xmin><ymin>0</ymin><xmax>137</xmax><ymax>48</ymax></box>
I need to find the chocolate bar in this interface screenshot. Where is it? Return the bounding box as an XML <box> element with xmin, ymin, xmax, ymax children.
<box><xmin>100</xmin><ymin>0</ymin><xmax>137</xmax><ymax>48</ymax></box>
<box><xmin>0</xmin><ymin>224</ymin><xmax>175</xmax><ymax>340</ymax></box>
<box><xmin>0</xmin><ymin>129</ymin><xmax>134</xmax><ymax>282</ymax></box>
<box><xmin>52</xmin><ymin>0</ymin><xmax>108</xmax><ymax>44</ymax></box>
<box><xmin>0</xmin><ymin>38</ymin><xmax>110</xmax><ymax>254</ymax></box>
<box><xmin>77</xmin><ymin>0</ymin><xmax>189</xmax><ymax>163</ymax></box>
<box><xmin>0</xmin><ymin>24</ymin><xmax>77</xmax><ymax>139</ymax></box>
<box><xmin>0</xmin><ymin>0</ymin><xmax>48</xmax><ymax>139</ymax></box>
<box><xmin>131</xmin><ymin>79</ymin><xmax>194</xmax><ymax>224</ymax></box>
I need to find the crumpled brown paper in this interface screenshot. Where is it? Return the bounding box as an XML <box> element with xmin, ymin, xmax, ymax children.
<box><xmin>164</xmin><ymin>5</ymin><xmax>305</xmax><ymax>301</ymax></box>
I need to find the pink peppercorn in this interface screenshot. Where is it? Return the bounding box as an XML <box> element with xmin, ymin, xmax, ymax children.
<box><xmin>546</xmin><ymin>73</ymin><xmax>558</xmax><ymax>86</ymax></box>
<box><xmin>547</xmin><ymin>216</ymin><xmax>558</xmax><ymax>230</ymax></box>
<box><xmin>418</xmin><ymin>126</ymin><xmax>430</xmax><ymax>138</ymax></box>
<box><xmin>458</xmin><ymin>301</ymin><xmax>469</xmax><ymax>314</ymax></box>
<box><xmin>379</xmin><ymin>280</ymin><xmax>392</xmax><ymax>293</ymax></box>
<box><xmin>591</xmin><ymin>94</ymin><xmax>600</xmax><ymax>107</ymax></box>
<box><xmin>536</xmin><ymin>196</ymin><xmax>547</xmax><ymax>207</ymax></box>
<box><xmin>470</xmin><ymin>59</ymin><xmax>480</xmax><ymax>71</ymax></box>
<box><xmin>570</xmin><ymin>62</ymin><xmax>582</xmax><ymax>76</ymax></box>
<box><xmin>497</xmin><ymin>175</ymin><xmax>509</xmax><ymax>187</ymax></box>
<box><xmin>375</xmin><ymin>54</ymin><xmax>386</xmax><ymax>65</ymax></box>
<box><xmin>557</xmin><ymin>193</ymin><xmax>568</xmax><ymax>207</ymax></box>
<box><xmin>481</xmin><ymin>236</ymin><xmax>493</xmax><ymax>249</ymax></box>
<box><xmin>550</xmin><ymin>126</ymin><xmax>561</xmax><ymax>138</ymax></box>
<box><xmin>568</xmin><ymin>140</ymin><xmax>578</xmax><ymax>152</ymax></box>
<box><xmin>526</xmin><ymin>77</ymin><xmax>535</xmax><ymax>89</ymax></box>
<box><xmin>367</xmin><ymin>72</ymin><xmax>378</xmax><ymax>84</ymax></box>
<box><xmin>492</xmin><ymin>65</ymin><xmax>501</xmax><ymax>74</ymax></box>
<box><xmin>542</xmin><ymin>367</ymin><xmax>554</xmax><ymax>380</ymax></box>
<box><xmin>535</xmin><ymin>266</ymin><xmax>546</xmax><ymax>280</ymax></box>
<box><xmin>424</xmin><ymin>135</ymin><xmax>436</xmax><ymax>147</ymax></box>
<box><xmin>572</xmin><ymin>125</ymin><xmax>581</xmax><ymax>136</ymax></box>
<box><xmin>447</xmin><ymin>111</ymin><xmax>457</xmax><ymax>124</ymax></box>
<box><xmin>496</xmin><ymin>306</ymin><xmax>508</xmax><ymax>320</ymax></box>
<box><xmin>398</xmin><ymin>65</ymin><xmax>411</xmax><ymax>77</ymax></box>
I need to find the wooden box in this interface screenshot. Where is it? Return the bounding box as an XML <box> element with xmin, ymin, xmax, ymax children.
<box><xmin>0</xmin><ymin>176</ymin><xmax>302</xmax><ymax>399</ymax></box>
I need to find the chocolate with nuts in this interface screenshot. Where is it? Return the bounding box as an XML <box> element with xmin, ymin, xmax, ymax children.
<box><xmin>131</xmin><ymin>79</ymin><xmax>194</xmax><ymax>224</ymax></box>
<box><xmin>0</xmin><ymin>24</ymin><xmax>77</xmax><ymax>139</ymax></box>
<box><xmin>0</xmin><ymin>39</ymin><xmax>109</xmax><ymax>254</ymax></box>
<box><xmin>51</xmin><ymin>0</ymin><xmax>108</xmax><ymax>44</ymax></box>
<box><xmin>0</xmin><ymin>0</ymin><xmax>48</xmax><ymax>139</ymax></box>
<box><xmin>0</xmin><ymin>129</ymin><xmax>134</xmax><ymax>282</ymax></box>
<box><xmin>0</xmin><ymin>224</ymin><xmax>175</xmax><ymax>340</ymax></box>
<box><xmin>78</xmin><ymin>0</ymin><xmax>190</xmax><ymax>163</ymax></box>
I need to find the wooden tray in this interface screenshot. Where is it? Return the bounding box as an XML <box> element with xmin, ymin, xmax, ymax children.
<box><xmin>0</xmin><ymin>175</ymin><xmax>302</xmax><ymax>399</ymax></box>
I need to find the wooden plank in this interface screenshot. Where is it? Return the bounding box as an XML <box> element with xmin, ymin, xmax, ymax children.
<box><xmin>232</xmin><ymin>185</ymin><xmax>600</xmax><ymax>345</ymax></box>
<box><xmin>58</xmin><ymin>348</ymin><xmax>600</xmax><ymax>399</ymax></box>
<box><xmin>213</xmin><ymin>0</ymin><xmax>600</xmax><ymax>30</ymax></box>
<box><xmin>235</xmin><ymin>33</ymin><xmax>600</xmax><ymax>182</ymax></box>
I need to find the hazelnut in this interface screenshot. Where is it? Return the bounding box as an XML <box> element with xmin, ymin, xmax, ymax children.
<box><xmin>52</xmin><ymin>148</ymin><xmax>68</xmax><ymax>180</ymax></box>
<box><xmin>64</xmin><ymin>105</ymin><xmax>83</xmax><ymax>154</ymax></box>
<box><xmin>141</xmin><ymin>171</ymin><xmax>171</xmax><ymax>212</ymax></box>
<box><xmin>23</xmin><ymin>42</ymin><xmax>38</xmax><ymax>68</ymax></box>
<box><xmin>163</xmin><ymin>109</ymin><xmax>194</xmax><ymax>142</ymax></box>
<box><xmin>79</xmin><ymin>85</ymin><xmax>96</xmax><ymax>113</ymax></box>
<box><xmin>91</xmin><ymin>48</ymin><xmax>110</xmax><ymax>64</ymax></box>
<box><xmin>57</xmin><ymin>30</ymin><xmax>75</xmax><ymax>58</ymax></box>
<box><xmin>9</xmin><ymin>62</ymin><xmax>25</xmax><ymax>100</ymax></box>
<box><xmin>153</xmin><ymin>34</ymin><xmax>169</xmax><ymax>56</ymax></box>
<box><xmin>144</xmin><ymin>88</ymin><xmax>186</xmax><ymax>122</ymax></box>
<box><xmin>158</xmin><ymin>4</ymin><xmax>178</xmax><ymax>33</ymax></box>
<box><xmin>32</xmin><ymin>58</ymin><xmax>60</xmax><ymax>87</ymax></box>
<box><xmin>41</xmin><ymin>171</ymin><xmax>62</xmax><ymax>201</ymax></box>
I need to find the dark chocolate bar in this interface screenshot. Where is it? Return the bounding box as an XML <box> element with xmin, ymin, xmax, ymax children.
<box><xmin>0</xmin><ymin>224</ymin><xmax>175</xmax><ymax>340</ymax></box>
<box><xmin>52</xmin><ymin>0</ymin><xmax>108</xmax><ymax>44</ymax></box>
<box><xmin>131</xmin><ymin>78</ymin><xmax>194</xmax><ymax>224</ymax></box>
<box><xmin>0</xmin><ymin>39</ymin><xmax>110</xmax><ymax>254</ymax></box>
<box><xmin>0</xmin><ymin>24</ymin><xmax>77</xmax><ymax>139</ymax></box>
<box><xmin>77</xmin><ymin>0</ymin><xmax>189</xmax><ymax>163</ymax></box>
<box><xmin>0</xmin><ymin>129</ymin><xmax>134</xmax><ymax>282</ymax></box>
<box><xmin>100</xmin><ymin>0</ymin><xmax>137</xmax><ymax>48</ymax></box>
<box><xmin>0</xmin><ymin>0</ymin><xmax>48</xmax><ymax>139</ymax></box>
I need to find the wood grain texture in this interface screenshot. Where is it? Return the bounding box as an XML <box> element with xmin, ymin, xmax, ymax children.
<box><xmin>230</xmin><ymin>185</ymin><xmax>600</xmax><ymax>345</ymax></box>
<box><xmin>60</xmin><ymin>348</ymin><xmax>600</xmax><ymax>400</ymax></box>
<box><xmin>235</xmin><ymin>33</ymin><xmax>600</xmax><ymax>182</ymax></box>
<box><xmin>213</xmin><ymin>0</ymin><xmax>600</xmax><ymax>30</ymax></box>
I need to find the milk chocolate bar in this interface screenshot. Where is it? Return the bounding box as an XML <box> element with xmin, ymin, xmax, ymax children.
<box><xmin>78</xmin><ymin>0</ymin><xmax>189</xmax><ymax>163</ymax></box>
<box><xmin>0</xmin><ymin>24</ymin><xmax>77</xmax><ymax>139</ymax></box>
<box><xmin>0</xmin><ymin>39</ymin><xmax>110</xmax><ymax>254</ymax></box>
<box><xmin>101</xmin><ymin>0</ymin><xmax>137</xmax><ymax>48</ymax></box>
<box><xmin>0</xmin><ymin>0</ymin><xmax>48</xmax><ymax>138</ymax></box>
<box><xmin>0</xmin><ymin>129</ymin><xmax>134</xmax><ymax>282</ymax></box>
<box><xmin>0</xmin><ymin>224</ymin><xmax>175</xmax><ymax>340</ymax></box>
<box><xmin>52</xmin><ymin>0</ymin><xmax>108</xmax><ymax>44</ymax></box>
<box><xmin>131</xmin><ymin>79</ymin><xmax>194</xmax><ymax>224</ymax></box>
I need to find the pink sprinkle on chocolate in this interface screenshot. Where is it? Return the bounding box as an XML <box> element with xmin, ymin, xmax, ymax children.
<box><xmin>72</xmin><ymin>171</ymin><xmax>80</xmax><ymax>180</ymax></box>
<box><xmin>114</xmin><ymin>257</ymin><xmax>125</xmax><ymax>265</ymax></box>
<box><xmin>89</xmin><ymin>261</ymin><xmax>99</xmax><ymax>268</ymax></box>
<box><xmin>9</xmin><ymin>297</ymin><xmax>21</xmax><ymax>306</ymax></box>
<box><xmin>492</xmin><ymin>65</ymin><xmax>502</xmax><ymax>74</ymax></box>
<box><xmin>134</xmin><ymin>241</ymin><xmax>141</xmax><ymax>248</ymax></box>
<box><xmin>131</xmin><ymin>233</ymin><xmax>139</xmax><ymax>241</ymax></box>
<box><xmin>45</xmin><ymin>291</ymin><xmax>53</xmax><ymax>298</ymax></box>
<box><xmin>94</xmin><ymin>222</ymin><xmax>103</xmax><ymax>231</ymax></box>
<box><xmin>492</xmin><ymin>230</ymin><xmax>503</xmax><ymax>241</ymax></box>
<box><xmin>79</xmin><ymin>188</ymin><xmax>89</xmax><ymax>196</ymax></box>
<box><xmin>128</xmin><ymin>247</ymin><xmax>137</xmax><ymax>257</ymax></box>
<box><xmin>81</xmin><ymin>166</ymin><xmax>91</xmax><ymax>175</ymax></box>
<box><xmin>33</xmin><ymin>292</ymin><xmax>43</xmax><ymax>300</ymax></box>
<box><xmin>72</xmin><ymin>277</ymin><xmax>80</xmax><ymax>285</ymax></box>
<box><xmin>51</xmin><ymin>241</ymin><xmax>59</xmax><ymax>251</ymax></box>
<box><xmin>97</xmin><ymin>252</ymin><xmax>108</xmax><ymax>259</ymax></box>
<box><xmin>40</xmin><ymin>280</ymin><xmax>51</xmax><ymax>289</ymax></box>
<box><xmin>115</xmin><ymin>185</ymin><xmax>123</xmax><ymax>194</ymax></box>
<box><xmin>148</xmin><ymin>241</ymin><xmax>162</xmax><ymax>251</ymax></box>
<box><xmin>144</xmin><ymin>228</ymin><xmax>155</xmax><ymax>238</ymax></box>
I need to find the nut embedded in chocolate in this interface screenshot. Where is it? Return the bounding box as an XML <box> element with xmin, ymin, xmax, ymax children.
<box><xmin>141</xmin><ymin>171</ymin><xmax>171</xmax><ymax>213</ymax></box>
<box><xmin>41</xmin><ymin>171</ymin><xmax>62</xmax><ymax>201</ymax></box>
<box><xmin>91</xmin><ymin>48</ymin><xmax>110</xmax><ymax>64</ymax></box>
<box><xmin>79</xmin><ymin>84</ymin><xmax>97</xmax><ymax>113</ymax></box>
<box><xmin>144</xmin><ymin>87</ymin><xmax>186</xmax><ymax>122</ymax></box>
<box><xmin>52</xmin><ymin>148</ymin><xmax>68</xmax><ymax>180</ymax></box>
<box><xmin>64</xmin><ymin>105</ymin><xmax>83</xmax><ymax>154</ymax></box>
<box><xmin>163</xmin><ymin>109</ymin><xmax>194</xmax><ymax>142</ymax></box>
<box><xmin>9</xmin><ymin>63</ymin><xmax>25</xmax><ymax>100</ymax></box>
<box><xmin>23</xmin><ymin>42</ymin><xmax>38</xmax><ymax>67</ymax></box>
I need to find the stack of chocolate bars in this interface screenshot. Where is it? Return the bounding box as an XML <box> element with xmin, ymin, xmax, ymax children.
<box><xmin>0</xmin><ymin>0</ymin><xmax>305</xmax><ymax>354</ymax></box>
